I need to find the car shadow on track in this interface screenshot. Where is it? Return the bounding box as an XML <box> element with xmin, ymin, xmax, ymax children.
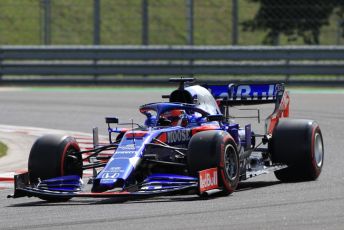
<box><xmin>7</xmin><ymin>195</ymin><xmax>203</xmax><ymax>207</ymax></box>
<box><xmin>236</xmin><ymin>180</ymin><xmax>281</xmax><ymax>192</ymax></box>
<box><xmin>7</xmin><ymin>197</ymin><xmax>131</xmax><ymax>207</ymax></box>
<box><xmin>7</xmin><ymin>180</ymin><xmax>282</xmax><ymax>207</ymax></box>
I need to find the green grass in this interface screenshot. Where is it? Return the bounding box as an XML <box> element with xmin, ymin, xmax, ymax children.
<box><xmin>0</xmin><ymin>142</ymin><xmax>8</xmax><ymax>158</ymax></box>
<box><xmin>0</xmin><ymin>0</ymin><xmax>342</xmax><ymax>45</ymax></box>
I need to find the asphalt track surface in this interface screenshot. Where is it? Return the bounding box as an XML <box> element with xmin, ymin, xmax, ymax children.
<box><xmin>1</xmin><ymin>87</ymin><xmax>344</xmax><ymax>230</ymax></box>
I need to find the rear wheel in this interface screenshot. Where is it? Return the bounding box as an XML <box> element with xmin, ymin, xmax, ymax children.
<box><xmin>28</xmin><ymin>135</ymin><xmax>82</xmax><ymax>201</ymax></box>
<box><xmin>270</xmin><ymin>119</ymin><xmax>324</xmax><ymax>182</ymax></box>
<box><xmin>188</xmin><ymin>130</ymin><xmax>239</xmax><ymax>195</ymax></box>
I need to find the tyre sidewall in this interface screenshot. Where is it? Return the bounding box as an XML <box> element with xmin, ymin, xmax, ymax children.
<box><xmin>307</xmin><ymin>124</ymin><xmax>324</xmax><ymax>179</ymax></box>
<box><xmin>188</xmin><ymin>130</ymin><xmax>239</xmax><ymax>195</ymax></box>
<box><xmin>217</xmin><ymin>133</ymin><xmax>239</xmax><ymax>194</ymax></box>
<box><xmin>28</xmin><ymin>135</ymin><xmax>81</xmax><ymax>184</ymax></box>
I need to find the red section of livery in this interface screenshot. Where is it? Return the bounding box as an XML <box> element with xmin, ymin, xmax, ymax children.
<box><xmin>199</xmin><ymin>168</ymin><xmax>218</xmax><ymax>193</ymax></box>
<box><xmin>191</xmin><ymin>125</ymin><xmax>220</xmax><ymax>135</ymax></box>
<box><xmin>125</xmin><ymin>131</ymin><xmax>148</xmax><ymax>139</ymax></box>
<box><xmin>157</xmin><ymin>132</ymin><xmax>167</xmax><ymax>142</ymax></box>
<box><xmin>268</xmin><ymin>91</ymin><xmax>290</xmax><ymax>134</ymax></box>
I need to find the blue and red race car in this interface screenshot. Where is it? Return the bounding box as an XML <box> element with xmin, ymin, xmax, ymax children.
<box><xmin>9</xmin><ymin>78</ymin><xmax>324</xmax><ymax>201</ymax></box>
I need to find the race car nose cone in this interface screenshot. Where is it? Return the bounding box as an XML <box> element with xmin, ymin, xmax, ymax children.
<box><xmin>92</xmin><ymin>178</ymin><xmax>125</xmax><ymax>192</ymax></box>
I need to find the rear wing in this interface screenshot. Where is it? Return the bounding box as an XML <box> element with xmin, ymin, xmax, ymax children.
<box><xmin>204</xmin><ymin>83</ymin><xmax>290</xmax><ymax>134</ymax></box>
<box><xmin>204</xmin><ymin>83</ymin><xmax>284</xmax><ymax>105</ymax></box>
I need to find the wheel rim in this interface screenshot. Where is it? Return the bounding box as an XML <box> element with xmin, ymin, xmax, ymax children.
<box><xmin>64</xmin><ymin>148</ymin><xmax>82</xmax><ymax>176</ymax></box>
<box><xmin>314</xmin><ymin>133</ymin><xmax>323</xmax><ymax>168</ymax></box>
<box><xmin>224</xmin><ymin>145</ymin><xmax>238</xmax><ymax>181</ymax></box>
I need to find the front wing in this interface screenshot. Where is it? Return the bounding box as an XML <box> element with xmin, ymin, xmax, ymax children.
<box><xmin>8</xmin><ymin>171</ymin><xmax>203</xmax><ymax>200</ymax></box>
<box><xmin>8</xmin><ymin>165</ymin><xmax>287</xmax><ymax>200</ymax></box>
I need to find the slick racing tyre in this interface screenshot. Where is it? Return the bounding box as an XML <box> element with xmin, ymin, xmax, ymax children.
<box><xmin>188</xmin><ymin>130</ymin><xmax>239</xmax><ymax>196</ymax></box>
<box><xmin>270</xmin><ymin>119</ymin><xmax>324</xmax><ymax>182</ymax></box>
<box><xmin>28</xmin><ymin>135</ymin><xmax>82</xmax><ymax>201</ymax></box>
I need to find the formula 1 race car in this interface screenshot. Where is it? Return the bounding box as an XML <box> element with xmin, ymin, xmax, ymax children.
<box><xmin>9</xmin><ymin>78</ymin><xmax>324</xmax><ymax>201</ymax></box>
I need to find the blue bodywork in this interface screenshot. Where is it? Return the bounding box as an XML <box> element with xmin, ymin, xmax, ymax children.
<box><xmin>9</xmin><ymin>81</ymin><xmax>287</xmax><ymax>199</ymax></box>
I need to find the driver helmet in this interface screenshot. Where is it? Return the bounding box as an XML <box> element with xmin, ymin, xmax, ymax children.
<box><xmin>161</xmin><ymin>109</ymin><xmax>185</xmax><ymax>126</ymax></box>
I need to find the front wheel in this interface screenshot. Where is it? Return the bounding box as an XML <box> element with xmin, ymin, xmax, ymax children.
<box><xmin>188</xmin><ymin>130</ymin><xmax>240</xmax><ymax>195</ymax></box>
<box><xmin>28</xmin><ymin>135</ymin><xmax>83</xmax><ymax>201</ymax></box>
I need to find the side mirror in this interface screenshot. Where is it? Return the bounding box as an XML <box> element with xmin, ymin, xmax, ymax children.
<box><xmin>105</xmin><ymin>117</ymin><xmax>119</xmax><ymax>144</ymax></box>
<box><xmin>105</xmin><ymin>117</ymin><xmax>119</xmax><ymax>124</ymax></box>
